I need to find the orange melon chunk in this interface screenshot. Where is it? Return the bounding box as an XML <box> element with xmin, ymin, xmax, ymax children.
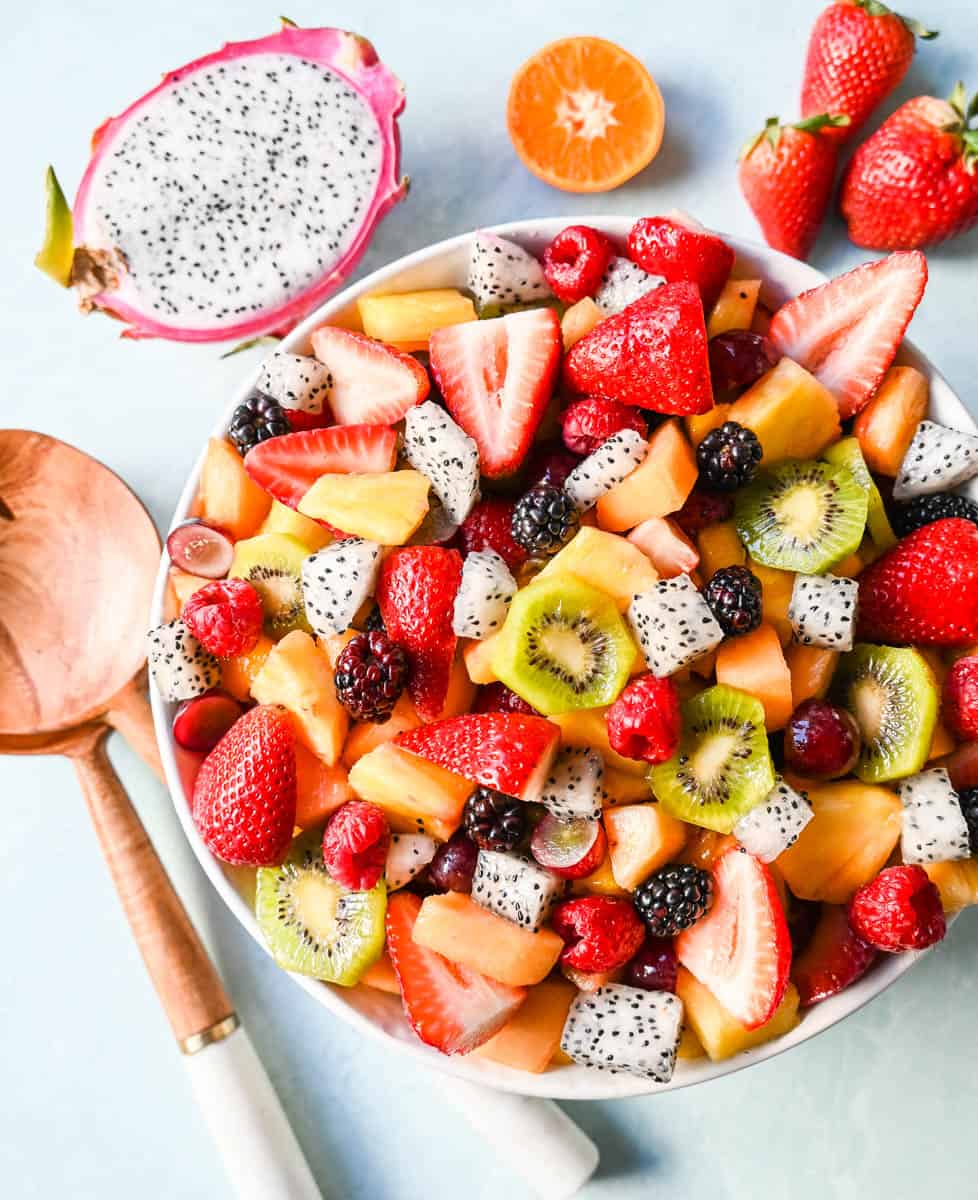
<box><xmin>250</xmin><ymin>630</ymin><xmax>348</xmax><ymax>765</ymax></box>
<box><xmin>596</xmin><ymin>420</ymin><xmax>698</xmax><ymax>531</ymax></box>
<box><xmin>786</xmin><ymin>644</ymin><xmax>838</xmax><ymax>708</ymax></box>
<box><xmin>853</xmin><ymin>365</ymin><xmax>928</xmax><ymax>476</ymax></box>
<box><xmin>697</xmin><ymin>521</ymin><xmax>745</xmax><ymax>579</ymax></box>
<box><xmin>221</xmin><ymin>634</ymin><xmax>274</xmax><ymax>702</ymax></box>
<box><xmin>294</xmin><ymin>744</ymin><xmax>354</xmax><ymax>829</ymax></box>
<box><xmin>197</xmin><ymin>437</ymin><xmax>271</xmax><ymax>541</ymax></box>
<box><xmin>715</xmin><ymin>624</ymin><xmax>792</xmax><ymax>731</ymax></box>
<box><xmin>923</xmin><ymin>859</ymin><xmax>978</xmax><ymax>913</ymax></box>
<box><xmin>605</xmin><ymin>804</ymin><xmax>687</xmax><ymax>890</ymax></box>
<box><xmin>473</xmin><ymin>979</ymin><xmax>576</xmax><ymax>1072</ymax></box>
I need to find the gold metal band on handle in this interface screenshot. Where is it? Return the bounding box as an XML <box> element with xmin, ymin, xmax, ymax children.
<box><xmin>179</xmin><ymin>1012</ymin><xmax>240</xmax><ymax>1055</ymax></box>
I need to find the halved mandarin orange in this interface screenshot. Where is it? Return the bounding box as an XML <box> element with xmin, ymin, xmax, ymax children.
<box><xmin>507</xmin><ymin>37</ymin><xmax>665</xmax><ymax>193</ymax></box>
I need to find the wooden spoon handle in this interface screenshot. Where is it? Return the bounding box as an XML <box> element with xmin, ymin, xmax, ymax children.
<box><xmin>69</xmin><ymin>725</ymin><xmax>234</xmax><ymax>1046</ymax></box>
<box><xmin>104</xmin><ymin>676</ymin><xmax>165</xmax><ymax>783</ymax></box>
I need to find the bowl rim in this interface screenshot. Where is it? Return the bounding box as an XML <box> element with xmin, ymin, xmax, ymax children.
<box><xmin>151</xmin><ymin>216</ymin><xmax>969</xmax><ymax>1100</ymax></box>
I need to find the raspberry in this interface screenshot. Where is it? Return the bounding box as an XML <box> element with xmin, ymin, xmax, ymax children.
<box><xmin>458</xmin><ymin>497</ymin><xmax>528</xmax><ymax>573</ymax></box>
<box><xmin>463</xmin><ymin>787</ymin><xmax>526</xmax><ymax>851</ymax></box>
<box><xmin>847</xmin><ymin>865</ymin><xmax>946</xmax><ymax>952</ymax></box>
<box><xmin>702</xmin><ymin>565</ymin><xmax>763</xmax><ymax>636</ymax></box>
<box><xmin>322</xmin><ymin>800</ymin><xmax>391</xmax><ymax>890</ymax></box>
<box><xmin>560</xmin><ymin>397</ymin><xmax>648</xmax><ymax>457</ymax></box>
<box><xmin>634</xmin><ymin>863</ymin><xmax>713</xmax><ymax>937</ymax></box>
<box><xmin>605</xmin><ymin>674</ymin><xmax>681</xmax><ymax>764</ymax></box>
<box><xmin>333</xmin><ymin>631</ymin><xmax>409</xmax><ymax>723</ymax></box>
<box><xmin>511</xmin><ymin>484</ymin><xmax>580</xmax><ymax>556</ymax></box>
<box><xmin>182</xmin><ymin>579</ymin><xmax>264</xmax><ymax>657</ymax></box>
<box><xmin>674</xmin><ymin>488</ymin><xmax>734</xmax><ymax>537</ymax></box>
<box><xmin>542</xmin><ymin>224</ymin><xmax>613</xmax><ymax>303</ymax></box>
<box><xmin>696</xmin><ymin>421</ymin><xmax>763</xmax><ymax>491</ymax></box>
<box><xmin>474</xmin><ymin>682</ymin><xmax>540</xmax><ymax>716</ymax></box>
<box><xmin>943</xmin><ymin>655</ymin><xmax>978</xmax><ymax>740</ymax></box>
<box><xmin>624</xmin><ymin>937</ymin><xmax>678</xmax><ymax>992</ymax></box>
<box><xmin>784</xmin><ymin>699</ymin><xmax>861</xmax><ymax>779</ymax></box>
<box><xmin>551</xmin><ymin>896</ymin><xmax>646</xmax><ymax>973</ymax></box>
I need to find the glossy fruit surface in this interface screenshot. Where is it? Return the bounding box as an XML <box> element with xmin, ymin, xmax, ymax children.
<box><xmin>172</xmin><ymin>691</ymin><xmax>244</xmax><ymax>753</ymax></box>
<box><xmin>167</xmin><ymin>520</ymin><xmax>234</xmax><ymax>578</ymax></box>
<box><xmin>785</xmin><ymin>699</ymin><xmax>861</xmax><ymax>779</ymax></box>
<box><xmin>708</xmin><ymin>331</ymin><xmax>777</xmax><ymax>393</ymax></box>
<box><xmin>531</xmin><ymin>813</ymin><xmax>607</xmax><ymax>879</ymax></box>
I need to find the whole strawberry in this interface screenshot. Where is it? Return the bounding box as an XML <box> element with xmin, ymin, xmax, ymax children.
<box><xmin>738</xmin><ymin>115</ymin><xmax>849</xmax><ymax>260</ymax></box>
<box><xmin>801</xmin><ymin>0</ymin><xmax>937</xmax><ymax>142</ymax></box>
<box><xmin>841</xmin><ymin>85</ymin><xmax>978</xmax><ymax>249</ymax></box>
<box><xmin>191</xmin><ymin>705</ymin><xmax>297</xmax><ymax>866</ymax></box>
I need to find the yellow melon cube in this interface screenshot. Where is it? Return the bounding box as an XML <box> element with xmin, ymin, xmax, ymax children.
<box><xmin>348</xmin><ymin>743</ymin><xmax>473</xmax><ymax>840</ymax></box>
<box><xmin>358</xmin><ymin>288</ymin><xmax>476</xmax><ymax>350</ymax></box>
<box><xmin>677</xmin><ymin>968</ymin><xmax>800</xmax><ymax>1060</ymax></box>
<box><xmin>250</xmin><ymin>630</ymin><xmax>348</xmax><ymax>764</ymax></box>
<box><xmin>707</xmin><ymin>279</ymin><xmax>762</xmax><ymax>337</ymax></box>
<box><xmin>298</xmin><ymin>471</ymin><xmax>429</xmax><ymax>544</ymax></box>
<box><xmin>728</xmin><ymin>358</ymin><xmax>841</xmax><ymax>465</ymax></box>
<box><xmin>258</xmin><ymin>499</ymin><xmax>332</xmax><ymax>552</ymax></box>
<box><xmin>605</xmin><ymin>804</ymin><xmax>687</xmax><ymax>890</ymax></box>
<box><xmin>474</xmin><ymin>979</ymin><xmax>576</xmax><ymax>1073</ymax></box>
<box><xmin>537</xmin><ymin>526</ymin><xmax>658</xmax><ymax>611</ymax></box>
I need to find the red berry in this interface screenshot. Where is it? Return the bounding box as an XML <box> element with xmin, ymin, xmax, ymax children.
<box><xmin>551</xmin><ymin>895</ymin><xmax>646</xmax><ymax>973</ymax></box>
<box><xmin>542</xmin><ymin>224</ymin><xmax>613</xmax><ymax>304</ymax></box>
<box><xmin>172</xmin><ymin>691</ymin><xmax>244</xmax><ymax>753</ymax></box>
<box><xmin>427</xmin><ymin>831</ymin><xmax>479</xmax><ymax>893</ymax></box>
<box><xmin>322</xmin><ymin>800</ymin><xmax>391</xmax><ymax>891</ymax></box>
<box><xmin>627</xmin><ymin>217</ymin><xmax>734</xmax><ymax>311</ymax></box>
<box><xmin>673</xmin><ymin>488</ymin><xmax>734</xmax><ymax>537</ymax></box>
<box><xmin>559</xmin><ymin>397</ymin><xmax>648</xmax><ymax>456</ymax></box>
<box><xmin>458</xmin><ymin>498</ymin><xmax>529</xmax><ymax>573</ymax></box>
<box><xmin>605</xmin><ymin>674</ymin><xmax>681</xmax><ymax>764</ymax></box>
<box><xmin>848</xmin><ymin>865</ymin><xmax>946</xmax><ymax>952</ymax></box>
<box><xmin>625</xmin><ymin>937</ymin><xmax>678</xmax><ymax>992</ymax></box>
<box><xmin>943</xmin><ymin>655</ymin><xmax>978</xmax><ymax>740</ymax></box>
<box><xmin>524</xmin><ymin>441</ymin><xmax>581</xmax><ymax>490</ymax></box>
<box><xmin>474</xmin><ymin>682</ymin><xmax>540</xmax><ymax>716</ymax></box>
<box><xmin>784</xmin><ymin>699</ymin><xmax>861</xmax><ymax>779</ymax></box>
<box><xmin>182</xmin><ymin>579</ymin><xmax>264</xmax><ymax>657</ymax></box>
<box><xmin>708</xmin><ymin>331</ymin><xmax>777</xmax><ymax>393</ymax></box>
<box><xmin>530</xmin><ymin>814</ymin><xmax>607</xmax><ymax>879</ymax></box>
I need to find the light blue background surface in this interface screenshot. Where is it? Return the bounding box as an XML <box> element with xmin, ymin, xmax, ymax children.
<box><xmin>3</xmin><ymin>2</ymin><xmax>978</xmax><ymax>1196</ymax></box>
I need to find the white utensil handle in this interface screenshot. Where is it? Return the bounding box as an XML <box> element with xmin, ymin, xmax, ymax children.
<box><xmin>183</xmin><ymin>1025</ymin><xmax>321</xmax><ymax>1200</ymax></box>
<box><xmin>438</xmin><ymin>1076</ymin><xmax>599</xmax><ymax>1199</ymax></box>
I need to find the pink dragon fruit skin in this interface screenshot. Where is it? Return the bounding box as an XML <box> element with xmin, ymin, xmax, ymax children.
<box><xmin>71</xmin><ymin>26</ymin><xmax>406</xmax><ymax>343</ymax></box>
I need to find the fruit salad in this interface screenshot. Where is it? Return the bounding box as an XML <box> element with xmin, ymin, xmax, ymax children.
<box><xmin>150</xmin><ymin>216</ymin><xmax>978</xmax><ymax>1084</ymax></box>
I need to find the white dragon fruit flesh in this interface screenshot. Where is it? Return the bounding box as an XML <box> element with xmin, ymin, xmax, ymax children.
<box><xmin>471</xmin><ymin>850</ymin><xmax>564</xmax><ymax>932</ymax></box>
<box><xmin>564</xmin><ymin>429</ymin><xmax>647</xmax><ymax>511</ymax></box>
<box><xmin>892</xmin><ymin>420</ymin><xmax>978</xmax><ymax>500</ymax></box>
<box><xmin>403</xmin><ymin>401</ymin><xmax>480</xmax><ymax>527</ymax></box>
<box><xmin>593</xmin><ymin>256</ymin><xmax>664</xmax><ymax>315</ymax></box>
<box><xmin>561</xmin><ymin>984</ymin><xmax>684</xmax><ymax>1082</ymax></box>
<box><xmin>452</xmin><ymin>550</ymin><xmax>516</xmax><ymax>640</ymax></box>
<box><xmin>385</xmin><ymin>834</ymin><xmax>437</xmax><ymax>890</ymax></box>
<box><xmin>627</xmin><ymin>574</ymin><xmax>724</xmax><ymax>677</ymax></box>
<box><xmin>898</xmin><ymin>767</ymin><xmax>972</xmax><ymax>865</ymax></box>
<box><xmin>301</xmin><ymin>539</ymin><xmax>382</xmax><ymax>637</ymax></box>
<box><xmin>734</xmin><ymin>779</ymin><xmax>813</xmax><ymax>863</ymax></box>
<box><xmin>539</xmin><ymin>747</ymin><xmax>604</xmax><ymax>822</ymax></box>
<box><xmin>468</xmin><ymin>232</ymin><xmax>552</xmax><ymax>311</ymax></box>
<box><xmin>148</xmin><ymin>619</ymin><xmax>221</xmax><ymax>701</ymax></box>
<box><xmin>67</xmin><ymin>27</ymin><xmax>406</xmax><ymax>342</ymax></box>
<box><xmin>788</xmin><ymin>574</ymin><xmax>859</xmax><ymax>651</ymax></box>
<box><xmin>256</xmin><ymin>352</ymin><xmax>332</xmax><ymax>415</ymax></box>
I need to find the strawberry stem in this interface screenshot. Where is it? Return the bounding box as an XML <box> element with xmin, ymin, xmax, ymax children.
<box><xmin>856</xmin><ymin>0</ymin><xmax>938</xmax><ymax>38</ymax></box>
<box><xmin>793</xmin><ymin>113</ymin><xmax>852</xmax><ymax>133</ymax></box>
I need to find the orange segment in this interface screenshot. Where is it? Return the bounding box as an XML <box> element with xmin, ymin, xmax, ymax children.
<box><xmin>507</xmin><ymin>37</ymin><xmax>665</xmax><ymax>193</ymax></box>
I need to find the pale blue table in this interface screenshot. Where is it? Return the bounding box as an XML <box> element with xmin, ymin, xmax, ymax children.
<box><xmin>4</xmin><ymin>1</ymin><xmax>977</xmax><ymax>1196</ymax></box>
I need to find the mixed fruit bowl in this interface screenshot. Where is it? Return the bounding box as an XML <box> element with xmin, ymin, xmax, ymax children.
<box><xmin>149</xmin><ymin>214</ymin><xmax>978</xmax><ymax>1098</ymax></box>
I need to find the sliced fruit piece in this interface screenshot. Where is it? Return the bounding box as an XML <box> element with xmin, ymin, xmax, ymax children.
<box><xmin>412</xmin><ymin>892</ymin><xmax>563</xmax><ymax>987</ymax></box>
<box><xmin>767</xmin><ymin>251</ymin><xmax>928</xmax><ymax>419</ymax></box>
<box><xmin>676</xmin><ymin>847</ymin><xmax>791</xmax><ymax>1029</ymax></box>
<box><xmin>297</xmin><ymin>471</ymin><xmax>429</xmax><ymax>545</ymax></box>
<box><xmin>561</xmin><ymin>297</ymin><xmax>604</xmax><ymax>349</ymax></box>
<box><xmin>777</xmin><ymin>780</ymin><xmax>902</xmax><ymax>904</ymax></box>
<box><xmin>170</xmin><ymin>567</ymin><xmax>212</xmax><ymax>610</ymax></box>
<box><xmin>463</xmin><ymin>632</ymin><xmax>502</xmax><ymax>685</ymax></box>
<box><xmin>571</xmin><ymin>855</ymin><xmax>630</xmax><ymax>897</ymax></box>
<box><xmin>473</xmin><ymin>978</ymin><xmax>577</xmax><ymax>1072</ymax></box>
<box><xmin>677</xmin><ymin>1024</ymin><xmax>706</xmax><ymax>1060</ymax></box>
<box><xmin>735</xmin><ymin>460</ymin><xmax>868</xmax><ymax>574</ymax></box>
<box><xmin>430</xmin><ymin>653</ymin><xmax>478</xmax><ymax>721</ymax></box>
<box><xmin>923</xmin><ymin>859</ymin><xmax>978</xmax><ymax>913</ymax></box>
<box><xmin>347</xmin><ymin>743</ymin><xmax>473</xmax><ymax>840</ymax></box>
<box><xmin>602</xmin><ymin>766</ymin><xmax>653</xmax><ymax>806</ymax></box>
<box><xmin>250</xmin><ymin>630</ymin><xmax>348</xmax><ymax>765</ymax></box>
<box><xmin>537</xmin><ymin>526</ymin><xmax>658</xmax><ymax>610</ymax></box>
<box><xmin>220</xmin><ymin>633</ymin><xmax>274</xmax><ymax>702</ymax></box>
<box><xmin>650</xmin><ymin>684</ymin><xmax>776</xmax><ymax>833</ymax></box>
<box><xmin>309</xmin><ymin>326</ymin><xmax>429</xmax><ymax>424</ymax></box>
<box><xmin>707</xmin><ymin>278</ymin><xmax>762</xmax><ymax>338</ymax></box>
<box><xmin>361</xmin><ymin>951</ymin><xmax>400</xmax><ymax>994</ymax></box>
<box><xmin>792</xmin><ymin>903</ymin><xmax>876</xmax><ymax>1007</ymax></box>
<box><xmin>294</xmin><ymin>744</ymin><xmax>355</xmax><ymax>829</ymax></box>
<box><xmin>677</xmin><ymin>967</ymin><xmax>799</xmax><ymax>1060</ymax></box>
<box><xmin>197</xmin><ymin>437</ymin><xmax>271</xmax><ymax>541</ymax></box>
<box><xmin>715</xmin><ymin>624</ymin><xmax>793</xmax><ymax>731</ymax></box>
<box><xmin>552</xmin><ymin>707</ymin><xmax>649</xmax><ymax>777</ymax></box>
<box><xmin>727</xmin><ymin>358</ymin><xmax>841</xmax><ymax>465</ymax></box>
<box><xmin>172</xmin><ymin>692</ymin><xmax>244</xmax><ymax>753</ymax></box>
<box><xmin>833</xmin><ymin>644</ymin><xmax>938</xmax><ymax>783</ymax></box>
<box><xmin>696</xmin><ymin>521</ymin><xmax>745</xmax><ymax>579</ymax></box>
<box><xmin>852</xmin><ymin>365</ymin><xmax>929</xmax><ymax>477</ymax></box>
<box><xmin>595</xmin><ymin>419</ymin><xmax>698</xmax><ymax>531</ymax></box>
<box><xmin>167</xmin><ymin>521</ymin><xmax>235</xmax><ymax>580</ymax></box>
<box><xmin>678</xmin><ymin>829</ymin><xmax>739</xmax><ymax>870</ymax></box>
<box><xmin>491</xmin><ymin>574</ymin><xmax>636</xmax><ymax>715</ymax></box>
<box><xmin>787</xmin><ymin>644</ymin><xmax>839</xmax><ymax>708</ymax></box>
<box><xmin>627</xmin><ymin>517</ymin><xmax>699</xmax><ymax>578</ymax></box>
<box><xmin>604</xmin><ymin>803</ymin><xmax>687</xmax><ymax>890</ymax></box>
<box><xmin>255</xmin><ymin>830</ymin><xmax>385</xmax><ymax>985</ymax></box>
<box><xmin>342</xmin><ymin>694</ymin><xmax>421</xmax><ymax>769</ymax></box>
<box><xmin>386</xmin><ymin>892</ymin><xmax>526</xmax><ymax>1055</ymax></box>
<box><xmin>749</xmin><ymin>560</ymin><xmax>795</xmax><ymax>646</ymax></box>
<box><xmin>228</xmin><ymin>532</ymin><xmax>312</xmax><ymax>638</ymax></box>
<box><xmin>258</xmin><ymin>499</ymin><xmax>333</xmax><ymax>552</ymax></box>
<box><xmin>357</xmin><ymin>289</ymin><xmax>476</xmax><ymax>348</ymax></box>
<box><xmin>823</xmin><ymin>438</ymin><xmax>896</xmax><ymax>549</ymax></box>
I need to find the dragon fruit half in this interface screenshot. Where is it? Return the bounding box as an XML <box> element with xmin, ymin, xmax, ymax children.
<box><xmin>59</xmin><ymin>25</ymin><xmax>406</xmax><ymax>342</ymax></box>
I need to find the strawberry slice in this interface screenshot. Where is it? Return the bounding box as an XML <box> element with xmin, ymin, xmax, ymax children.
<box><xmin>309</xmin><ymin>327</ymin><xmax>430</xmax><ymax>425</ymax></box>
<box><xmin>768</xmin><ymin>250</ymin><xmax>927</xmax><ymax>419</ymax></box>
<box><xmin>676</xmin><ymin>847</ymin><xmax>791</xmax><ymax>1030</ymax></box>
<box><xmin>792</xmin><ymin>904</ymin><xmax>877</xmax><ymax>1008</ymax></box>
<box><xmin>429</xmin><ymin>307</ymin><xmax>562</xmax><ymax>477</ymax></box>
<box><xmin>377</xmin><ymin>547</ymin><xmax>463</xmax><ymax>721</ymax></box>
<box><xmin>243</xmin><ymin>425</ymin><xmax>398</xmax><ymax>510</ymax></box>
<box><xmin>386</xmin><ymin>892</ymin><xmax>526</xmax><ymax>1055</ymax></box>
<box><xmin>396</xmin><ymin>712</ymin><xmax>560</xmax><ymax>802</ymax></box>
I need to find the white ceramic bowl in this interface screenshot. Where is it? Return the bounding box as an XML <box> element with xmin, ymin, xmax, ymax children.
<box><xmin>151</xmin><ymin>217</ymin><xmax>973</xmax><ymax>1100</ymax></box>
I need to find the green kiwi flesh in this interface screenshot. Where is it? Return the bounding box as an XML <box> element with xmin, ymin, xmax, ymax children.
<box><xmin>822</xmin><ymin>438</ymin><xmax>897</xmax><ymax>551</ymax></box>
<box><xmin>229</xmin><ymin>532</ymin><xmax>311</xmax><ymax>637</ymax></box>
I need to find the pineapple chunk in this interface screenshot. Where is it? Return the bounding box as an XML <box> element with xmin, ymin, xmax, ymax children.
<box><xmin>348</xmin><ymin>743</ymin><xmax>473</xmax><ymax>840</ymax></box>
<box><xmin>707</xmin><ymin>279</ymin><xmax>762</xmax><ymax>337</ymax></box>
<box><xmin>473</xmin><ymin>979</ymin><xmax>576</xmax><ymax>1073</ymax></box>
<box><xmin>571</xmin><ymin>855</ymin><xmax>630</xmax><ymax>897</ymax></box>
<box><xmin>250</xmin><ymin>631</ymin><xmax>348</xmax><ymax>764</ymax></box>
<box><xmin>602</xmin><ymin>767</ymin><xmax>652</xmax><ymax>807</ymax></box>
<box><xmin>677</xmin><ymin>1024</ymin><xmax>706</xmax><ymax>1060</ymax></box>
<box><xmin>298</xmin><ymin>471</ymin><xmax>429</xmax><ymax>544</ymax></box>
<box><xmin>197</xmin><ymin>437</ymin><xmax>271</xmax><ymax>540</ymax></box>
<box><xmin>605</xmin><ymin>804</ymin><xmax>687</xmax><ymax>890</ymax></box>
<box><xmin>342</xmin><ymin>694</ymin><xmax>421</xmax><ymax>768</ymax></box>
<box><xmin>552</xmin><ymin>708</ymin><xmax>648</xmax><ymax>776</ymax></box>
<box><xmin>853</xmin><ymin>365</ymin><xmax>928</xmax><ymax>476</ymax></box>
<box><xmin>358</xmin><ymin>288</ymin><xmax>477</xmax><ymax>350</ymax></box>
<box><xmin>221</xmin><ymin>634</ymin><xmax>274</xmax><ymax>702</ymax></box>
<box><xmin>561</xmin><ymin>297</ymin><xmax>604</xmax><ymax>350</ymax></box>
<box><xmin>923</xmin><ymin>859</ymin><xmax>978</xmax><ymax>913</ymax></box>
<box><xmin>697</xmin><ymin>521</ymin><xmax>745</xmax><ymax>578</ymax></box>
<box><xmin>728</xmin><ymin>358</ymin><xmax>841</xmax><ymax>465</ymax></box>
<box><xmin>258</xmin><ymin>499</ymin><xmax>333</xmax><ymax>552</ymax></box>
<box><xmin>538</xmin><ymin>527</ymin><xmax>658</xmax><ymax>611</ymax></box>
<box><xmin>677</xmin><ymin>968</ymin><xmax>800</xmax><ymax>1061</ymax></box>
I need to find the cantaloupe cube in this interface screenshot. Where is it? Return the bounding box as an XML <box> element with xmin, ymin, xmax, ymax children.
<box><xmin>538</xmin><ymin>527</ymin><xmax>658</xmax><ymax>611</ymax></box>
<box><xmin>320</xmin><ymin>630</ymin><xmax>358</xmax><ymax>668</ymax></box>
<box><xmin>853</xmin><ymin>366</ymin><xmax>928</xmax><ymax>476</ymax></box>
<box><xmin>258</xmin><ymin>499</ymin><xmax>332</xmax><ymax>552</ymax></box>
<box><xmin>923</xmin><ymin>859</ymin><xmax>978</xmax><ymax>913</ymax></box>
<box><xmin>342</xmin><ymin>693</ymin><xmax>421</xmax><ymax>768</ymax></box>
<box><xmin>221</xmin><ymin>634</ymin><xmax>275</xmax><ymax>702</ymax></box>
<box><xmin>562</xmin><ymin>297</ymin><xmax>604</xmax><ymax>350</ymax></box>
<box><xmin>690</xmin><ymin>647</ymin><xmax>717</xmax><ymax>680</ymax></box>
<box><xmin>628</xmin><ymin>518</ymin><xmax>699</xmax><ymax>578</ymax></box>
<box><xmin>170</xmin><ymin>568</ymin><xmax>211</xmax><ymax>610</ymax></box>
<box><xmin>602</xmin><ymin>767</ymin><xmax>652</xmax><ymax>807</ymax></box>
<box><xmin>831</xmin><ymin>551</ymin><xmax>865</xmax><ymax>579</ymax></box>
<box><xmin>571</xmin><ymin>855</ymin><xmax>630</xmax><ymax>897</ymax></box>
<box><xmin>707</xmin><ymin>278</ymin><xmax>762</xmax><ymax>337</ymax></box>
<box><xmin>778</xmin><ymin>780</ymin><xmax>902</xmax><ymax>903</ymax></box>
<box><xmin>679</xmin><ymin>830</ymin><xmax>738</xmax><ymax>869</ymax></box>
<box><xmin>294</xmin><ymin>744</ymin><xmax>354</xmax><ymax>828</ymax></box>
<box><xmin>596</xmin><ymin>420</ymin><xmax>698</xmax><ymax>531</ymax></box>
<box><xmin>786</xmin><ymin>644</ymin><xmax>838</xmax><ymax>708</ymax></box>
<box><xmin>749</xmin><ymin>560</ymin><xmax>795</xmax><ymax>646</ymax></box>
<box><xmin>697</xmin><ymin>521</ymin><xmax>745</xmax><ymax>578</ymax></box>
<box><xmin>412</xmin><ymin>893</ymin><xmax>563</xmax><ymax>987</ymax></box>
<box><xmin>463</xmin><ymin>632</ymin><xmax>502</xmax><ymax>685</ymax></box>
<box><xmin>605</xmin><ymin>804</ymin><xmax>687</xmax><ymax>890</ymax></box>
<box><xmin>728</xmin><ymin>358</ymin><xmax>841</xmax><ymax>465</ymax></box>
<box><xmin>197</xmin><ymin>437</ymin><xmax>272</xmax><ymax>540</ymax></box>
<box><xmin>715</xmin><ymin>624</ymin><xmax>792</xmax><ymax>731</ymax></box>
<box><xmin>677</xmin><ymin>1024</ymin><xmax>706</xmax><ymax>1060</ymax></box>
<box><xmin>686</xmin><ymin>403</ymin><xmax>732</xmax><ymax>447</ymax></box>
<box><xmin>928</xmin><ymin>720</ymin><xmax>956</xmax><ymax>761</ymax></box>
<box><xmin>551</xmin><ymin>708</ymin><xmax>648</xmax><ymax>776</ymax></box>
<box><xmin>298</xmin><ymin>471</ymin><xmax>429</xmax><ymax>544</ymax></box>
<box><xmin>474</xmin><ymin>979</ymin><xmax>576</xmax><ymax>1072</ymax></box>
<box><xmin>431</xmin><ymin>652</ymin><xmax>477</xmax><ymax>720</ymax></box>
<box><xmin>251</xmin><ymin>630</ymin><xmax>348</xmax><ymax>764</ymax></box>
<box><xmin>361</xmin><ymin>951</ymin><xmax>400</xmax><ymax>994</ymax></box>
<box><xmin>358</xmin><ymin>289</ymin><xmax>477</xmax><ymax>350</ymax></box>
<box><xmin>348</xmin><ymin>743</ymin><xmax>473</xmax><ymax>840</ymax></box>
<box><xmin>677</xmin><ymin>968</ymin><xmax>800</xmax><ymax>1061</ymax></box>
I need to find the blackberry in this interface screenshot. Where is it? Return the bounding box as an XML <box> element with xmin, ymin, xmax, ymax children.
<box><xmin>228</xmin><ymin>391</ymin><xmax>290</xmax><ymax>456</ymax></box>
<box><xmin>361</xmin><ymin>603</ymin><xmax>386</xmax><ymax>634</ymax></box>
<box><xmin>702</xmin><ymin>565</ymin><xmax>763</xmax><ymax>636</ymax></box>
<box><xmin>463</xmin><ymin>786</ymin><xmax>527</xmax><ymax>852</ymax></box>
<box><xmin>697</xmin><ymin>421</ymin><xmax>763</xmax><ymax>491</ymax></box>
<box><xmin>892</xmin><ymin>493</ymin><xmax>978</xmax><ymax>538</ymax></box>
<box><xmin>958</xmin><ymin>789</ymin><xmax>978</xmax><ymax>855</ymax></box>
<box><xmin>511</xmin><ymin>484</ymin><xmax>580</xmax><ymax>556</ymax></box>
<box><xmin>333</xmin><ymin>631</ymin><xmax>409</xmax><ymax>723</ymax></box>
<box><xmin>634</xmin><ymin>863</ymin><xmax>714</xmax><ymax>938</ymax></box>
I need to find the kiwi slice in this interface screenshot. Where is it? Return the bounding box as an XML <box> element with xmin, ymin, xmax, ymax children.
<box><xmin>822</xmin><ymin>438</ymin><xmax>897</xmax><ymax>550</ymax></box>
<box><xmin>255</xmin><ymin>831</ymin><xmax>386</xmax><ymax>985</ymax></box>
<box><xmin>833</xmin><ymin>644</ymin><xmax>938</xmax><ymax>783</ymax></box>
<box><xmin>491</xmin><ymin>573</ymin><xmax>635</xmax><ymax>715</ymax></box>
<box><xmin>229</xmin><ymin>532</ymin><xmax>311</xmax><ymax>637</ymax></box>
<box><xmin>650</xmin><ymin>684</ymin><xmax>776</xmax><ymax>833</ymax></box>
<box><xmin>735</xmin><ymin>459</ymin><xmax>868</xmax><ymax>574</ymax></box>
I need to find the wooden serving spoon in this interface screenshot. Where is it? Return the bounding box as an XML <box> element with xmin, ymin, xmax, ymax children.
<box><xmin>0</xmin><ymin>430</ymin><xmax>319</xmax><ymax>1200</ymax></box>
